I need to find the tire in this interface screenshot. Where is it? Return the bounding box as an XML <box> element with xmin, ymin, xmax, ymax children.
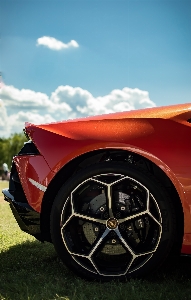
<box><xmin>50</xmin><ymin>162</ymin><xmax>176</xmax><ymax>281</ymax></box>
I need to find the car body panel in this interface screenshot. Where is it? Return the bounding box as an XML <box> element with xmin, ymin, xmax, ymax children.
<box><xmin>13</xmin><ymin>155</ymin><xmax>55</xmax><ymax>212</ymax></box>
<box><xmin>3</xmin><ymin>103</ymin><xmax>191</xmax><ymax>254</ymax></box>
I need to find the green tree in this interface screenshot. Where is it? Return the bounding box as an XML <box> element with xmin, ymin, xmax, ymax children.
<box><xmin>0</xmin><ymin>133</ymin><xmax>27</xmax><ymax>171</ymax></box>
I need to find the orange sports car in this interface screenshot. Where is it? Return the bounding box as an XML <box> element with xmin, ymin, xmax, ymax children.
<box><xmin>2</xmin><ymin>103</ymin><xmax>191</xmax><ymax>281</ymax></box>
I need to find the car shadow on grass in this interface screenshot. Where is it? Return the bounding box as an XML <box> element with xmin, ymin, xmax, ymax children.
<box><xmin>1</xmin><ymin>240</ymin><xmax>191</xmax><ymax>300</ymax></box>
<box><xmin>148</xmin><ymin>254</ymin><xmax>191</xmax><ymax>281</ymax></box>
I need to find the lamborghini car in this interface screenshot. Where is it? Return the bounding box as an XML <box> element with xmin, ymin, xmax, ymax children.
<box><xmin>2</xmin><ymin>103</ymin><xmax>191</xmax><ymax>280</ymax></box>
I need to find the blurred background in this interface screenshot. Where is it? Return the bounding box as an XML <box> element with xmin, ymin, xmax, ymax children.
<box><xmin>0</xmin><ymin>0</ymin><xmax>191</xmax><ymax>143</ymax></box>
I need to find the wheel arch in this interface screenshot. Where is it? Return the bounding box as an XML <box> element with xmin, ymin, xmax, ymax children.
<box><xmin>40</xmin><ymin>148</ymin><xmax>184</xmax><ymax>251</ymax></box>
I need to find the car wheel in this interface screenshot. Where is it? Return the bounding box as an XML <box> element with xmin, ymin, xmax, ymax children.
<box><xmin>50</xmin><ymin>162</ymin><xmax>176</xmax><ymax>281</ymax></box>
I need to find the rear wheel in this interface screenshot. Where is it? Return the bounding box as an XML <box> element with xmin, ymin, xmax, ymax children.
<box><xmin>50</xmin><ymin>162</ymin><xmax>176</xmax><ymax>281</ymax></box>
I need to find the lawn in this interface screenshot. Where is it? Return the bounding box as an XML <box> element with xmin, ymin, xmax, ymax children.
<box><xmin>1</xmin><ymin>181</ymin><xmax>191</xmax><ymax>300</ymax></box>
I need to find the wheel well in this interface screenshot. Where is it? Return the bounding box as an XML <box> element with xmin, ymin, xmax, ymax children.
<box><xmin>40</xmin><ymin>149</ymin><xmax>184</xmax><ymax>253</ymax></box>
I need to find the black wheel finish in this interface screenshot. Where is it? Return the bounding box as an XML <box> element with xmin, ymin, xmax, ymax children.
<box><xmin>50</xmin><ymin>162</ymin><xmax>176</xmax><ymax>281</ymax></box>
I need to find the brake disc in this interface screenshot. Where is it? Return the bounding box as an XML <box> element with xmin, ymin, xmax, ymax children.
<box><xmin>82</xmin><ymin>194</ymin><xmax>126</xmax><ymax>255</ymax></box>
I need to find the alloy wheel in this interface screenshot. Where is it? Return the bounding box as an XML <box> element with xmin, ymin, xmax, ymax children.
<box><xmin>60</xmin><ymin>173</ymin><xmax>162</xmax><ymax>276</ymax></box>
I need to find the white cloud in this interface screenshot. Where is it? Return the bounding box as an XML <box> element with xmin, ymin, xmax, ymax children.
<box><xmin>0</xmin><ymin>84</ymin><xmax>156</xmax><ymax>137</ymax></box>
<box><xmin>1</xmin><ymin>85</ymin><xmax>50</xmax><ymax>108</ymax></box>
<box><xmin>9</xmin><ymin>111</ymin><xmax>56</xmax><ymax>134</ymax></box>
<box><xmin>36</xmin><ymin>36</ymin><xmax>79</xmax><ymax>50</ymax></box>
<box><xmin>0</xmin><ymin>99</ymin><xmax>10</xmax><ymax>136</ymax></box>
<box><xmin>84</xmin><ymin>88</ymin><xmax>155</xmax><ymax>115</ymax></box>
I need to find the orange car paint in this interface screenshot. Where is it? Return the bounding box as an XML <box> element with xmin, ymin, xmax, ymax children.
<box><xmin>14</xmin><ymin>103</ymin><xmax>191</xmax><ymax>253</ymax></box>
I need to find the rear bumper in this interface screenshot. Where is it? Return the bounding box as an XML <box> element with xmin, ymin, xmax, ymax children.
<box><xmin>2</xmin><ymin>188</ymin><xmax>42</xmax><ymax>241</ymax></box>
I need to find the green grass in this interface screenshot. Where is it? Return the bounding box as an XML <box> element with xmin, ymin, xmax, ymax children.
<box><xmin>1</xmin><ymin>181</ymin><xmax>191</xmax><ymax>299</ymax></box>
<box><xmin>0</xmin><ymin>180</ymin><xmax>9</xmax><ymax>191</ymax></box>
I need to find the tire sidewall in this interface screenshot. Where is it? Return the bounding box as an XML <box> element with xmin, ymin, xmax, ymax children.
<box><xmin>50</xmin><ymin>162</ymin><xmax>176</xmax><ymax>281</ymax></box>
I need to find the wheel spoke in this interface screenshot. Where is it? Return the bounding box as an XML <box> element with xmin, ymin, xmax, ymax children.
<box><xmin>61</xmin><ymin>214</ymin><xmax>74</xmax><ymax>229</ymax></box>
<box><xmin>73</xmin><ymin>212</ymin><xmax>106</xmax><ymax>224</ymax></box>
<box><xmin>91</xmin><ymin>177</ymin><xmax>115</xmax><ymax>218</ymax></box>
<box><xmin>146</xmin><ymin>189</ymin><xmax>150</xmax><ymax>210</ymax></box>
<box><xmin>89</xmin><ymin>228</ymin><xmax>110</xmax><ymax>256</ymax></box>
<box><xmin>118</xmin><ymin>209</ymin><xmax>148</xmax><ymax>223</ymax></box>
<box><xmin>70</xmin><ymin>193</ymin><xmax>75</xmax><ymax>213</ymax></box>
<box><xmin>107</xmin><ymin>185</ymin><xmax>114</xmax><ymax>218</ymax></box>
<box><xmin>115</xmin><ymin>228</ymin><xmax>135</xmax><ymax>256</ymax></box>
<box><xmin>116</xmin><ymin>221</ymin><xmax>161</xmax><ymax>254</ymax></box>
<box><xmin>147</xmin><ymin>212</ymin><xmax>162</xmax><ymax>227</ymax></box>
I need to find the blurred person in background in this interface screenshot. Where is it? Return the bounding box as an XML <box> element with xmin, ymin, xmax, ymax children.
<box><xmin>2</xmin><ymin>163</ymin><xmax>10</xmax><ymax>181</ymax></box>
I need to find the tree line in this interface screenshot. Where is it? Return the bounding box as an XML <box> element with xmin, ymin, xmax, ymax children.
<box><xmin>0</xmin><ymin>133</ymin><xmax>27</xmax><ymax>172</ymax></box>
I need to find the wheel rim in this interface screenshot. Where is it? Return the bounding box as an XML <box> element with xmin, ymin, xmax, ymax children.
<box><xmin>60</xmin><ymin>173</ymin><xmax>162</xmax><ymax>276</ymax></box>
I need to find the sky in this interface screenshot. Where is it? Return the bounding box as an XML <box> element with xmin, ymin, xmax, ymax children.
<box><xmin>0</xmin><ymin>0</ymin><xmax>191</xmax><ymax>137</ymax></box>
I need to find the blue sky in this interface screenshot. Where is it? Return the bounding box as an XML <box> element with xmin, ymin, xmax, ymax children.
<box><xmin>0</xmin><ymin>0</ymin><xmax>191</xmax><ymax>136</ymax></box>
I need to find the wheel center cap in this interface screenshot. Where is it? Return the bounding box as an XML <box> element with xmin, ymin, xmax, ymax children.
<box><xmin>107</xmin><ymin>218</ymin><xmax>118</xmax><ymax>229</ymax></box>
